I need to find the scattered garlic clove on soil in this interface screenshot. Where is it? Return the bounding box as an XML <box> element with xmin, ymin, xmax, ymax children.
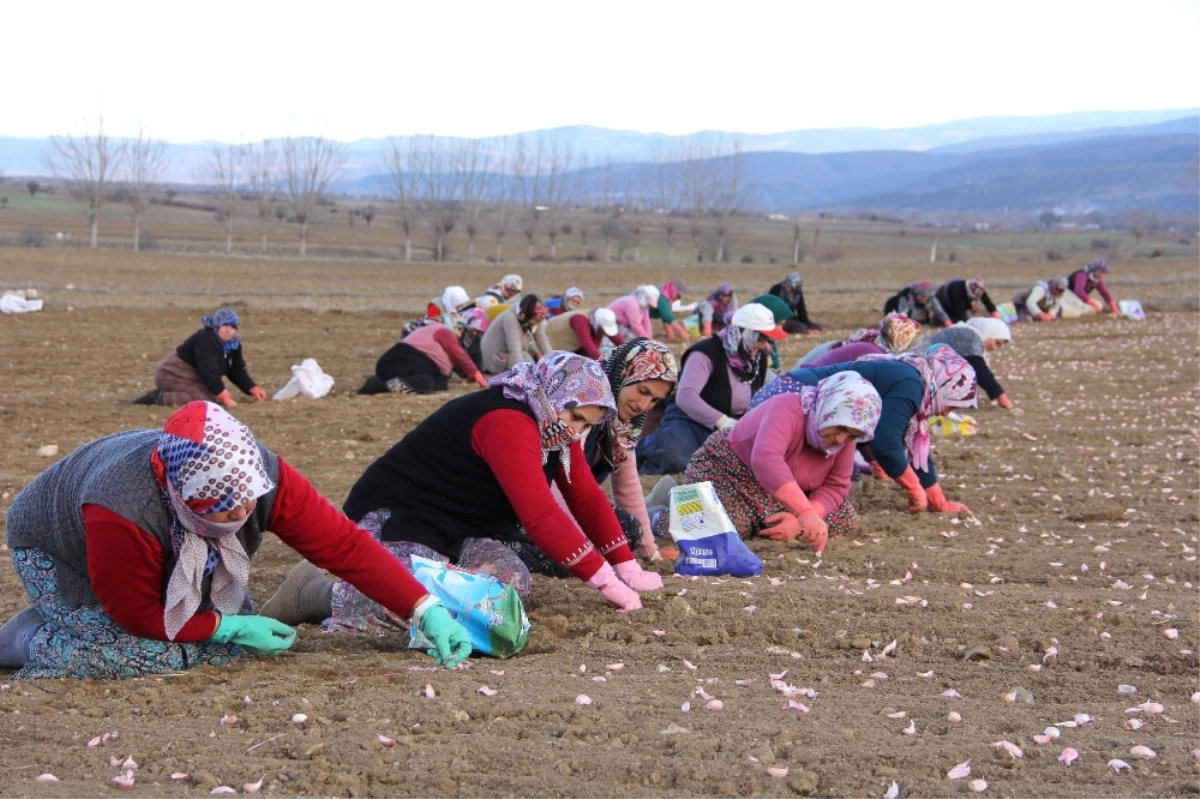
<box><xmin>210</xmin><ymin>787</ymin><xmax>237</xmax><ymax>795</ymax></box>
<box><xmin>477</xmin><ymin>686</ymin><xmax>498</xmax><ymax>697</ymax></box>
<box><xmin>884</xmin><ymin>780</ymin><xmax>900</xmax><ymax>799</ymax></box>
<box><xmin>947</xmin><ymin>711</ymin><xmax>962</xmax><ymax>723</ymax></box>
<box><xmin>1130</xmin><ymin>745</ymin><xmax>1157</xmax><ymax>759</ymax></box>
<box><xmin>377</xmin><ymin>734</ymin><xmax>396</xmax><ymax>747</ymax></box>
<box><xmin>946</xmin><ymin>759</ymin><xmax>971</xmax><ymax>780</ymax></box>
<box><xmin>422</xmin><ymin>685</ymin><xmax>436</xmax><ymax>700</ymax></box>
<box><xmin>170</xmin><ymin>772</ymin><xmax>189</xmax><ymax>780</ymax></box>
<box><xmin>243</xmin><ymin>776</ymin><xmax>265</xmax><ymax>793</ymax></box>
<box><xmin>111</xmin><ymin>771</ymin><xmax>135</xmax><ymax>790</ymax></box>
<box><xmin>291</xmin><ymin>713</ymin><xmax>308</xmax><ymax>724</ymax></box>
<box><xmin>766</xmin><ymin>766</ymin><xmax>789</xmax><ymax>778</ymax></box>
<box><xmin>575</xmin><ymin>695</ymin><xmax>593</xmax><ymax>706</ymax></box>
<box><xmin>220</xmin><ymin>714</ymin><xmax>237</xmax><ymax>725</ymax></box>
<box><xmin>1108</xmin><ymin>758</ymin><xmax>1131</xmax><ymax>772</ymax></box>
<box><xmin>35</xmin><ymin>774</ymin><xmax>60</xmax><ymax>784</ymax></box>
<box><xmin>1058</xmin><ymin>748</ymin><xmax>1079</xmax><ymax>765</ymax></box>
<box><xmin>969</xmin><ymin>779</ymin><xmax>988</xmax><ymax>792</ymax></box>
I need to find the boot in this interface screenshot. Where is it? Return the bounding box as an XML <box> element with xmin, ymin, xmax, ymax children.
<box><xmin>0</xmin><ymin>607</ymin><xmax>44</xmax><ymax>669</ymax></box>
<box><xmin>646</xmin><ymin>475</ymin><xmax>677</xmax><ymax>510</ymax></box>
<box><xmin>132</xmin><ymin>389</ymin><xmax>163</xmax><ymax>406</ymax></box>
<box><xmin>386</xmin><ymin>377</ymin><xmax>417</xmax><ymax>394</ymax></box>
<box><xmin>260</xmin><ymin>561</ymin><xmax>334</xmax><ymax>625</ymax></box>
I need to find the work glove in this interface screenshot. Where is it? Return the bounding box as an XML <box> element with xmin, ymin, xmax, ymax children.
<box><xmin>413</xmin><ymin>597</ymin><xmax>472</xmax><ymax>668</ymax></box>
<box><xmin>584</xmin><ymin>563</ymin><xmax>642</xmax><ymax>612</ymax></box>
<box><xmin>997</xmin><ymin>393</ymin><xmax>1014</xmax><ymax>410</ymax></box>
<box><xmin>1108</xmin><ymin>302</ymin><xmax>1121</xmax><ymax>316</ymax></box>
<box><xmin>209</xmin><ymin>614</ymin><xmax>296</xmax><ymax>656</ymax></box>
<box><xmin>216</xmin><ymin>389</ymin><xmax>238</xmax><ymax>408</ymax></box>
<box><xmin>670</xmin><ymin>322</ymin><xmax>691</xmax><ymax>341</ymax></box>
<box><xmin>990</xmin><ymin>311</ymin><xmax>1003</xmax><ymax>320</ymax></box>
<box><xmin>249</xmin><ymin>386</ymin><xmax>268</xmax><ymax>402</ymax></box>
<box><xmin>1035</xmin><ymin>312</ymin><xmax>1055</xmax><ymax>322</ymax></box>
<box><xmin>925</xmin><ymin>483</ymin><xmax>972</xmax><ymax>515</ymax></box>
<box><xmin>895</xmin><ymin>467</ymin><xmax>928</xmax><ymax>514</ymax></box>
<box><xmin>614</xmin><ymin>560</ymin><xmax>663</xmax><ymax>591</ymax></box>
<box><xmin>714</xmin><ymin>415</ymin><xmax>737</xmax><ymax>431</ymax></box>
<box><xmin>942</xmin><ymin>320</ymin><xmax>952</xmax><ymax>328</ymax></box>
<box><xmin>473</xmin><ymin>373</ymin><xmax>490</xmax><ymax>389</ymax></box>
<box><xmin>760</xmin><ymin>511</ymin><xmax>800</xmax><ymax>541</ymax></box>
<box><xmin>868</xmin><ymin>459</ymin><xmax>893</xmax><ymax>482</ymax></box>
<box><xmin>1086</xmin><ymin>297</ymin><xmax>1104</xmax><ymax>312</ymax></box>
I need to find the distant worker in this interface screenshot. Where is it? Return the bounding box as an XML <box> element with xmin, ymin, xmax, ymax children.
<box><xmin>935</xmin><ymin>277</ymin><xmax>1000</xmax><ymax>324</ymax></box>
<box><xmin>767</xmin><ymin>270</ymin><xmax>822</xmax><ymax>334</ymax></box>
<box><xmin>883</xmin><ymin>281</ymin><xmax>951</xmax><ymax>328</ymax></box>
<box><xmin>545</xmin><ymin>307</ymin><xmax>625</xmax><ymax>359</ymax></box>
<box><xmin>544</xmin><ymin>287</ymin><xmax>585</xmax><ymax>317</ymax></box>
<box><xmin>1013</xmin><ymin>276</ymin><xmax>1067</xmax><ymax>322</ymax></box>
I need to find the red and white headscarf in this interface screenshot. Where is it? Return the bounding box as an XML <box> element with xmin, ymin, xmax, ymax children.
<box><xmin>152</xmin><ymin>401</ymin><xmax>275</xmax><ymax>640</ymax></box>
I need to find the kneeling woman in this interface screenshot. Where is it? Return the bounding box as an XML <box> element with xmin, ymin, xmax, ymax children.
<box><xmin>796</xmin><ymin>313</ymin><xmax>922</xmax><ymax>369</ymax></box>
<box><xmin>326</xmin><ymin>352</ymin><xmax>661</xmax><ymax>624</ymax></box>
<box><xmin>138</xmin><ymin>308</ymin><xmax>267</xmax><ymax>407</ymax></box>
<box><xmin>923</xmin><ymin>318</ymin><xmax>1014</xmax><ymax>409</ymax></box>
<box><xmin>0</xmin><ymin>402</ymin><xmax>471</xmax><ymax>679</ymax></box>
<box><xmin>657</xmin><ymin>373</ymin><xmax>881</xmax><ymax>555</ymax></box>
<box><xmin>636</xmin><ymin>303</ymin><xmax>783</xmax><ymax>475</ymax></box>
<box><xmin>358</xmin><ymin>319</ymin><xmax>489</xmax><ymax>395</ymax></box>
<box><xmin>753</xmin><ymin>346</ymin><xmax>977</xmax><ymax>515</ymax></box>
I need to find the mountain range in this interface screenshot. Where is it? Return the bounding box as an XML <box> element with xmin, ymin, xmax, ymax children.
<box><xmin>0</xmin><ymin>109</ymin><xmax>1195</xmax><ymax>214</ymax></box>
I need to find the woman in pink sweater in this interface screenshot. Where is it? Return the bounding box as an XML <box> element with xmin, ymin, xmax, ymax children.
<box><xmin>657</xmin><ymin>372</ymin><xmax>882</xmax><ymax>555</ymax></box>
<box><xmin>608</xmin><ymin>286</ymin><xmax>658</xmax><ymax>340</ymax></box>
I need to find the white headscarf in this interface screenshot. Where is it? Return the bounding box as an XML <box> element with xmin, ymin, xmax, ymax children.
<box><xmin>965</xmin><ymin>317</ymin><xmax>1012</xmax><ymax>343</ymax></box>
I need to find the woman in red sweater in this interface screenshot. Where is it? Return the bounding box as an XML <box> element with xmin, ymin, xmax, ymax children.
<box><xmin>264</xmin><ymin>352</ymin><xmax>661</xmax><ymax>632</ymax></box>
<box><xmin>0</xmin><ymin>402</ymin><xmax>471</xmax><ymax>679</ymax></box>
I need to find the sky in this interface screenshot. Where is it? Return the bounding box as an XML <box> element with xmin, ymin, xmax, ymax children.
<box><xmin>6</xmin><ymin>0</ymin><xmax>1199</xmax><ymax>143</ymax></box>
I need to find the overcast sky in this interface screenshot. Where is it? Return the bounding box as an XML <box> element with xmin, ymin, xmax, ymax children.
<box><xmin>7</xmin><ymin>0</ymin><xmax>1198</xmax><ymax>143</ymax></box>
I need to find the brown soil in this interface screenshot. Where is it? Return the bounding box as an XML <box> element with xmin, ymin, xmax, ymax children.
<box><xmin>0</xmin><ymin>251</ymin><xmax>1197</xmax><ymax>798</ymax></box>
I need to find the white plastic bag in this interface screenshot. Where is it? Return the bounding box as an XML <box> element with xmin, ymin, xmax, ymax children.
<box><xmin>1117</xmin><ymin>300</ymin><xmax>1145</xmax><ymax>321</ymax></box>
<box><xmin>668</xmin><ymin>481</ymin><xmax>762</xmax><ymax>577</ymax></box>
<box><xmin>0</xmin><ymin>291</ymin><xmax>43</xmax><ymax>313</ymax></box>
<box><xmin>271</xmin><ymin>358</ymin><xmax>334</xmax><ymax>400</ymax></box>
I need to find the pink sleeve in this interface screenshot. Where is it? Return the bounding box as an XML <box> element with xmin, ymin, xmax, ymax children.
<box><xmin>748</xmin><ymin>402</ymin><xmax>806</xmax><ymax>495</ymax></box>
<box><xmin>806</xmin><ymin>443</ymin><xmax>855</xmax><ymax>517</ymax></box>
<box><xmin>632</xmin><ymin>309</ymin><xmax>653</xmax><ymax>339</ymax></box>
<box><xmin>610</xmin><ymin>452</ymin><xmax>652</xmax><ymax>537</ymax></box>
<box><xmin>675</xmin><ymin>352</ymin><xmax>722</xmax><ymax>428</ymax></box>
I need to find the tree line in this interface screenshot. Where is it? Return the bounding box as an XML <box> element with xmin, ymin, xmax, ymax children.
<box><xmin>42</xmin><ymin>116</ymin><xmax>752</xmax><ymax>261</ymax></box>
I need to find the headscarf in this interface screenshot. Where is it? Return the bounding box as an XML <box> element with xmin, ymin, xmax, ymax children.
<box><xmin>661</xmin><ymin>279</ymin><xmax>686</xmax><ymax>302</ymax></box>
<box><xmin>1048</xmin><ymin>275</ymin><xmax>1069</xmax><ymax>293</ymax></box>
<box><xmin>600</xmin><ymin>338</ymin><xmax>679</xmax><ymax>469</ymax></box>
<box><xmin>461</xmin><ymin>307</ymin><xmax>489</xmax><ymax>332</ymax></box>
<box><xmin>780</xmin><ymin>271</ymin><xmax>804</xmax><ymax>305</ymax></box>
<box><xmin>565</xmin><ymin>287</ymin><xmax>584</xmax><ymax>306</ymax></box>
<box><xmin>152</xmin><ymin>402</ymin><xmax>275</xmax><ymax>641</ymax></box>
<box><xmin>796</xmin><ymin>372</ymin><xmax>883</xmax><ymax>458</ymax></box>
<box><xmin>710</xmin><ymin>281</ymin><xmax>734</xmax><ymax>301</ymax></box>
<box><xmin>635</xmin><ymin>285</ymin><xmax>660</xmax><ymax>309</ymax></box>
<box><xmin>502</xmin><ymin>274</ymin><xmax>523</xmax><ymax>292</ymax></box>
<box><xmin>965</xmin><ymin>317</ymin><xmax>1011</xmax><ymax>344</ymax></box>
<box><xmin>1086</xmin><ymin>259</ymin><xmax>1110</xmax><ymax>276</ymax></box>
<box><xmin>202</xmin><ymin>308</ymin><xmax>241</xmax><ymax>354</ymax></box>
<box><xmin>783</xmin><ymin>271</ymin><xmax>803</xmax><ymax>289</ymax></box>
<box><xmin>909</xmin><ymin>280</ymin><xmax>935</xmax><ymax>300</ymax></box>
<box><xmin>965</xmin><ymin>277</ymin><xmax>986</xmax><ymax>299</ymax></box>
<box><xmin>488</xmin><ymin>351</ymin><xmax>616</xmax><ymax>483</ymax></box>
<box><xmin>442</xmin><ymin>286</ymin><xmax>470</xmax><ymax>312</ymax></box>
<box><xmin>718</xmin><ymin>321</ymin><xmax>762</xmax><ymax>383</ymax></box>
<box><xmin>860</xmin><ymin>345</ymin><xmax>977</xmax><ymax>471</ymax></box>
<box><xmin>842</xmin><ymin>313</ymin><xmax>920</xmax><ymax>354</ymax></box>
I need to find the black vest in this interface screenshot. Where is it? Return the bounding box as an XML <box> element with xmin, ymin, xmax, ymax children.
<box><xmin>671</xmin><ymin>336</ymin><xmax>767</xmax><ymax>419</ymax></box>
<box><xmin>342</xmin><ymin>387</ymin><xmax>560</xmax><ymax>558</ymax></box>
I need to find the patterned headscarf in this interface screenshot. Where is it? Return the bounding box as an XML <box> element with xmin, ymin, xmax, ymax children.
<box><xmin>1048</xmin><ymin>275</ymin><xmax>1069</xmax><ymax>293</ymax></box>
<box><xmin>461</xmin><ymin>307</ymin><xmax>489</xmax><ymax>332</ymax></box>
<box><xmin>784</xmin><ymin>271</ymin><xmax>803</xmax><ymax>289</ymax></box>
<box><xmin>661</xmin><ymin>279</ymin><xmax>686</xmax><ymax>302</ymax></box>
<box><xmin>488</xmin><ymin>351</ymin><xmax>616</xmax><ymax>483</ymax></box>
<box><xmin>860</xmin><ymin>345</ymin><xmax>977</xmax><ymax>471</ymax></box>
<box><xmin>1086</xmin><ymin>259</ymin><xmax>1110</xmax><ymax>276</ymax></box>
<box><xmin>844</xmin><ymin>313</ymin><xmax>920</xmax><ymax>353</ymax></box>
<box><xmin>965</xmin><ymin>277</ymin><xmax>986</xmax><ymax>299</ymax></box>
<box><xmin>151</xmin><ymin>402</ymin><xmax>275</xmax><ymax>641</ymax></box>
<box><xmin>797</xmin><ymin>372</ymin><xmax>883</xmax><ymax>457</ymax></box>
<box><xmin>202</xmin><ymin>308</ymin><xmax>241</xmax><ymax>354</ymax></box>
<box><xmin>718</xmin><ymin>322</ymin><xmax>762</xmax><ymax>383</ymax></box>
<box><xmin>909</xmin><ymin>281</ymin><xmax>935</xmax><ymax>300</ymax></box>
<box><xmin>600</xmin><ymin>339</ymin><xmax>678</xmax><ymax>469</ymax></box>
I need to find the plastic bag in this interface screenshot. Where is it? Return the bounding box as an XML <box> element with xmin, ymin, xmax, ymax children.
<box><xmin>1118</xmin><ymin>300</ymin><xmax>1145</xmax><ymax>321</ymax></box>
<box><xmin>406</xmin><ymin>555</ymin><xmax>530</xmax><ymax>658</ymax></box>
<box><xmin>930</xmin><ymin>412</ymin><xmax>977</xmax><ymax>437</ymax></box>
<box><xmin>667</xmin><ymin>481</ymin><xmax>763</xmax><ymax>577</ymax></box>
<box><xmin>995</xmin><ymin>302</ymin><xmax>1019</xmax><ymax>324</ymax></box>
<box><xmin>272</xmin><ymin>358</ymin><xmax>334</xmax><ymax>400</ymax></box>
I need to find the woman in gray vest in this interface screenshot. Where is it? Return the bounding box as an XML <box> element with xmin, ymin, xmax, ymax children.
<box><xmin>0</xmin><ymin>401</ymin><xmax>471</xmax><ymax>680</ymax></box>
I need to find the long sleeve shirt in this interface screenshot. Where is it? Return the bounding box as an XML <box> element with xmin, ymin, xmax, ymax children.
<box><xmin>565</xmin><ymin>313</ymin><xmax>623</xmax><ymax>359</ymax></box>
<box><xmin>937</xmin><ymin>280</ymin><xmax>997</xmax><ymax>323</ymax></box>
<box><xmin>402</xmin><ymin>323</ymin><xmax>482</xmax><ymax>381</ymax></box>
<box><xmin>676</xmin><ymin>351</ymin><xmax>752</xmax><ymax>428</ymax></box>
<box><xmin>175</xmin><ymin>328</ymin><xmax>257</xmax><ymax>396</ymax></box>
<box><xmin>730</xmin><ymin>393</ymin><xmax>854</xmax><ymax>515</ymax></box>
<box><xmin>1070</xmin><ymin>271</ymin><xmax>1115</xmax><ymax>306</ymax></box>
<box><xmin>608</xmin><ymin>295</ymin><xmax>654</xmax><ymax>339</ymax></box>
<box><xmin>471</xmin><ymin>412</ymin><xmax>635</xmax><ymax>575</ymax></box>
<box><xmin>1021</xmin><ymin>283</ymin><xmax>1061</xmax><ymax>318</ymax></box>
<box><xmin>481</xmin><ymin>308</ymin><xmax>550</xmax><ymax>374</ymax></box>
<box><xmin>550</xmin><ymin>447</ymin><xmax>652</xmax><ymax>548</ymax></box>
<box><xmin>810</xmin><ymin>341</ymin><xmax>885</xmax><ymax>368</ymax></box>
<box><xmin>82</xmin><ymin>457</ymin><xmax>430</xmax><ymax>643</ymax></box>
<box><xmin>649</xmin><ymin>295</ymin><xmax>676</xmax><ymax>324</ymax></box>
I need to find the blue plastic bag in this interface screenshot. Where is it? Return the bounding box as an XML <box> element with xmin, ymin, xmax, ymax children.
<box><xmin>406</xmin><ymin>555</ymin><xmax>530</xmax><ymax>658</ymax></box>
<box><xmin>668</xmin><ymin>482</ymin><xmax>763</xmax><ymax>577</ymax></box>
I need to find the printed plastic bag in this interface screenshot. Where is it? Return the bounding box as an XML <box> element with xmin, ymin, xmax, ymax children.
<box><xmin>272</xmin><ymin>358</ymin><xmax>334</xmax><ymax>400</ymax></box>
<box><xmin>406</xmin><ymin>555</ymin><xmax>530</xmax><ymax>658</ymax></box>
<box><xmin>995</xmin><ymin>302</ymin><xmax>1019</xmax><ymax>324</ymax></box>
<box><xmin>930</xmin><ymin>411</ymin><xmax>978</xmax><ymax>437</ymax></box>
<box><xmin>667</xmin><ymin>481</ymin><xmax>763</xmax><ymax>577</ymax></box>
<box><xmin>1118</xmin><ymin>300</ymin><xmax>1145</xmax><ymax>321</ymax></box>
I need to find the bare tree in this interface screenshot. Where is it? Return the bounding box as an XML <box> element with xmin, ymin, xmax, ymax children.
<box><xmin>457</xmin><ymin>138</ymin><xmax>494</xmax><ymax>262</ymax></box>
<box><xmin>202</xmin><ymin>142</ymin><xmax>243</xmax><ymax>255</ymax></box>
<box><xmin>676</xmin><ymin>138</ymin><xmax>717</xmax><ymax>262</ymax></box>
<box><xmin>123</xmin><ymin>126</ymin><xmax>169</xmax><ymax>252</ymax></box>
<box><xmin>382</xmin><ymin>136</ymin><xmax>418</xmax><ymax>261</ymax></box>
<box><xmin>412</xmin><ymin>135</ymin><xmax>459</xmax><ymax>262</ymax></box>
<box><xmin>45</xmin><ymin>115</ymin><xmax>126</xmax><ymax>249</ymax></box>
<box><xmin>26</xmin><ymin>180</ymin><xmax>40</xmax><ymax>199</ymax></box>
<box><xmin>280</xmin><ymin>135</ymin><xmax>345</xmax><ymax>256</ymax></box>
<box><xmin>712</xmin><ymin>138</ymin><xmax>748</xmax><ymax>262</ymax></box>
<box><xmin>512</xmin><ymin>134</ymin><xmax>545</xmax><ymax>259</ymax></box>
<box><xmin>245</xmin><ymin>140</ymin><xmax>276</xmax><ymax>256</ymax></box>
<box><xmin>653</xmin><ymin>145</ymin><xmax>681</xmax><ymax>261</ymax></box>
<box><xmin>542</xmin><ymin>144</ymin><xmax>581</xmax><ymax>260</ymax></box>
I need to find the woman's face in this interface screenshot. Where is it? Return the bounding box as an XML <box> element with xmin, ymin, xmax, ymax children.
<box><xmin>616</xmin><ymin>378</ymin><xmax>673</xmax><ymax>421</ymax></box>
<box><xmin>983</xmin><ymin>338</ymin><xmax>1006</xmax><ymax>353</ymax></box>
<box><xmin>558</xmin><ymin>404</ymin><xmax>608</xmax><ymax>438</ymax></box>
<box><xmin>817</xmin><ymin>426</ymin><xmax>864</xmax><ymax>451</ymax></box>
<box><xmin>566</xmin><ymin>295</ymin><xmax>583</xmax><ymax>310</ymax></box>
<box><xmin>202</xmin><ymin>498</ymin><xmax>257</xmax><ymax>523</ymax></box>
<box><xmin>216</xmin><ymin>324</ymin><xmax>239</xmax><ymax>342</ymax></box>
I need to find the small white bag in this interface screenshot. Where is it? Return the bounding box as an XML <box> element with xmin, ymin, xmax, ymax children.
<box><xmin>271</xmin><ymin>358</ymin><xmax>335</xmax><ymax>400</ymax></box>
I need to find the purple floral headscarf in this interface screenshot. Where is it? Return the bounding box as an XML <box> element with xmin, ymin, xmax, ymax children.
<box><xmin>798</xmin><ymin>372</ymin><xmax>883</xmax><ymax>457</ymax></box>
<box><xmin>488</xmin><ymin>351</ymin><xmax>616</xmax><ymax>482</ymax></box>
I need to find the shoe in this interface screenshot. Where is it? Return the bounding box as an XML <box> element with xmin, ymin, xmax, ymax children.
<box><xmin>386</xmin><ymin>377</ymin><xmax>417</xmax><ymax>394</ymax></box>
<box><xmin>132</xmin><ymin>389</ymin><xmax>163</xmax><ymax>406</ymax></box>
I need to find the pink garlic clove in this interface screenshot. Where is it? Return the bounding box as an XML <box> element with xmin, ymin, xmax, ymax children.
<box><xmin>1058</xmin><ymin>748</ymin><xmax>1079</xmax><ymax>765</ymax></box>
<box><xmin>946</xmin><ymin>759</ymin><xmax>971</xmax><ymax>780</ymax></box>
<box><xmin>377</xmin><ymin>734</ymin><xmax>396</xmax><ymax>747</ymax></box>
<box><xmin>243</xmin><ymin>776</ymin><xmax>265</xmax><ymax>793</ymax></box>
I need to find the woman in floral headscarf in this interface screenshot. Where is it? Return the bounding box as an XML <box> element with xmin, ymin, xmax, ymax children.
<box><xmin>752</xmin><ymin>345</ymin><xmax>978</xmax><ymax>515</ymax></box>
<box><xmin>331</xmin><ymin>352</ymin><xmax>661</xmax><ymax>616</ymax></box>
<box><xmin>0</xmin><ymin>401</ymin><xmax>472</xmax><ymax>679</ymax></box>
<box><xmin>883</xmin><ymin>280</ymin><xmax>951</xmax><ymax>328</ymax></box>
<box><xmin>655</xmin><ymin>373</ymin><xmax>882</xmax><ymax>555</ymax></box>
<box><xmin>797</xmin><ymin>313</ymin><xmax>923</xmax><ymax>369</ymax></box>
<box><xmin>135</xmin><ymin>308</ymin><xmax>267</xmax><ymax>408</ymax></box>
<box><xmin>698</xmin><ymin>281</ymin><xmax>738</xmax><ymax>336</ymax></box>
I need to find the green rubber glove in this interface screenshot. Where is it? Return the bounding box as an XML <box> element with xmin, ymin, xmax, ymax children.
<box><xmin>210</xmin><ymin>614</ymin><xmax>296</xmax><ymax>656</ymax></box>
<box><xmin>417</xmin><ymin>603</ymin><xmax>473</xmax><ymax>669</ymax></box>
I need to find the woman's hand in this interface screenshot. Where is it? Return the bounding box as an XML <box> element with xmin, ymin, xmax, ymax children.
<box><xmin>249</xmin><ymin>386</ymin><xmax>268</xmax><ymax>402</ymax></box>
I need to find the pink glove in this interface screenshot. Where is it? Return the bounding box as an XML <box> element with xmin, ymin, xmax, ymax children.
<box><xmin>249</xmin><ymin>386</ymin><xmax>267</xmax><ymax>402</ymax></box>
<box><xmin>1086</xmin><ymin>297</ymin><xmax>1104</xmax><ymax>312</ymax></box>
<box><xmin>584</xmin><ymin>563</ymin><xmax>642</xmax><ymax>612</ymax></box>
<box><xmin>760</xmin><ymin>512</ymin><xmax>801</xmax><ymax>541</ymax></box>
<box><xmin>990</xmin><ymin>311</ymin><xmax>1003</xmax><ymax>320</ymax></box>
<box><xmin>614</xmin><ymin>560</ymin><xmax>663</xmax><ymax>591</ymax></box>
<box><xmin>473</xmin><ymin>373</ymin><xmax>490</xmax><ymax>389</ymax></box>
<box><xmin>926</xmin><ymin>484</ymin><xmax>971</xmax><ymax>514</ymax></box>
<box><xmin>216</xmin><ymin>389</ymin><xmax>238</xmax><ymax>408</ymax></box>
<box><xmin>1035</xmin><ymin>312</ymin><xmax>1055</xmax><ymax>322</ymax></box>
<box><xmin>997</xmin><ymin>393</ymin><xmax>1014</xmax><ymax>410</ymax></box>
<box><xmin>1108</xmin><ymin>302</ymin><xmax>1120</xmax><ymax>316</ymax></box>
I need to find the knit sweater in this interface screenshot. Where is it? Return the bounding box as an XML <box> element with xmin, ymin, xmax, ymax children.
<box><xmin>730</xmin><ymin>393</ymin><xmax>854</xmax><ymax>515</ymax></box>
<box><xmin>608</xmin><ymin>295</ymin><xmax>653</xmax><ymax>339</ymax></box>
<box><xmin>480</xmin><ymin>307</ymin><xmax>552</xmax><ymax>374</ymax></box>
<box><xmin>175</xmin><ymin>327</ymin><xmax>257</xmax><ymax>396</ymax></box>
<box><xmin>401</xmin><ymin>322</ymin><xmax>481</xmax><ymax>380</ymax></box>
